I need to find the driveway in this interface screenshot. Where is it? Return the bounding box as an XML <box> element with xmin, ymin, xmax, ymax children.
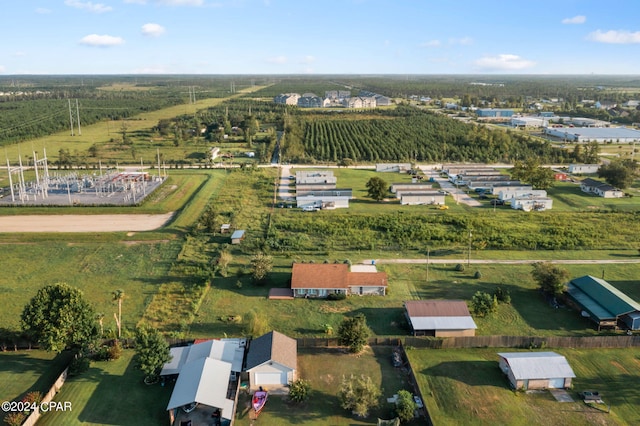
<box><xmin>419</xmin><ymin>167</ymin><xmax>481</xmax><ymax>207</ymax></box>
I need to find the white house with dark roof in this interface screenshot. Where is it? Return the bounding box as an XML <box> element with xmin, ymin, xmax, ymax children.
<box><xmin>580</xmin><ymin>178</ymin><xmax>624</xmax><ymax>198</ymax></box>
<box><xmin>246</xmin><ymin>331</ymin><xmax>297</xmax><ymax>391</ymax></box>
<box><xmin>404</xmin><ymin>300</ymin><xmax>477</xmax><ymax>337</ymax></box>
<box><xmin>497</xmin><ymin>352</ymin><xmax>576</xmax><ymax>390</ymax></box>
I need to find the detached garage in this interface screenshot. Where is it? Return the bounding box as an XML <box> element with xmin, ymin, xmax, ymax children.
<box><xmin>497</xmin><ymin>352</ymin><xmax>576</xmax><ymax>390</ymax></box>
<box><xmin>245</xmin><ymin>331</ymin><xmax>297</xmax><ymax>391</ymax></box>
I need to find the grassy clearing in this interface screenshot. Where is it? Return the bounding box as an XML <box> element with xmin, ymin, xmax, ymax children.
<box><xmin>0</xmin><ymin>350</ymin><xmax>71</xmax><ymax>404</ymax></box>
<box><xmin>406</xmin><ymin>347</ymin><xmax>640</xmax><ymax>426</ymax></box>
<box><xmin>37</xmin><ymin>350</ymin><xmax>170</xmax><ymax>426</ymax></box>
<box><xmin>0</xmin><ymin>240</ymin><xmax>180</xmax><ymax>335</ymax></box>
<box><xmin>234</xmin><ymin>346</ymin><xmax>424</xmax><ymax>426</ymax></box>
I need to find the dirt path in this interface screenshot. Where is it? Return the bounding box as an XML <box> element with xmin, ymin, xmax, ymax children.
<box><xmin>0</xmin><ymin>212</ymin><xmax>174</xmax><ymax>233</ymax></box>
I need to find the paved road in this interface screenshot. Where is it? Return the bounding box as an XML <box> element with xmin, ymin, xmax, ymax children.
<box><xmin>362</xmin><ymin>258</ymin><xmax>640</xmax><ymax>265</ymax></box>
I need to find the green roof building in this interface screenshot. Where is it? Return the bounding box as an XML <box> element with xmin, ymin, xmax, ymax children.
<box><xmin>567</xmin><ymin>275</ymin><xmax>640</xmax><ymax>330</ymax></box>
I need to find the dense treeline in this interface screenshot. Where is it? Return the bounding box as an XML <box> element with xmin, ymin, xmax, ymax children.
<box><xmin>268</xmin><ymin>210</ymin><xmax>640</xmax><ymax>253</ymax></box>
<box><xmin>281</xmin><ymin>105</ymin><xmax>574</xmax><ymax>164</ymax></box>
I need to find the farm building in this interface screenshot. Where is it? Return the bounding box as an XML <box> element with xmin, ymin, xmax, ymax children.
<box><xmin>404</xmin><ymin>300</ymin><xmax>477</xmax><ymax>337</ymax></box>
<box><xmin>510</xmin><ymin>195</ymin><xmax>553</xmax><ymax>211</ymax></box>
<box><xmin>497</xmin><ymin>352</ymin><xmax>576</xmax><ymax>390</ymax></box>
<box><xmin>580</xmin><ymin>178</ymin><xmax>624</xmax><ymax>198</ymax></box>
<box><xmin>290</xmin><ymin>263</ymin><xmax>388</xmax><ymax>297</ymax></box>
<box><xmin>296</xmin><ymin>189</ymin><xmax>353</xmax><ymax>209</ymax></box>
<box><xmin>390</xmin><ymin>183</ymin><xmax>433</xmax><ymax>194</ymax></box>
<box><xmin>246</xmin><ymin>331</ymin><xmax>297</xmax><ymax>391</ymax></box>
<box><xmin>295</xmin><ymin>182</ymin><xmax>337</xmax><ymax>196</ymax></box>
<box><xmin>295</xmin><ymin>171</ymin><xmax>337</xmax><ymax>185</ymax></box>
<box><xmin>567</xmin><ymin>275</ymin><xmax>640</xmax><ymax>330</ymax></box>
<box><xmin>398</xmin><ymin>191</ymin><xmax>446</xmax><ymax>206</ymax></box>
<box><xmin>220</xmin><ymin>223</ymin><xmax>231</xmax><ymax>233</ymax></box>
<box><xmin>568</xmin><ymin>164</ymin><xmax>600</xmax><ymax>174</ymax></box>
<box><xmin>376</xmin><ymin>163</ymin><xmax>412</xmax><ymax>173</ymax></box>
<box><xmin>489</xmin><ymin>182</ymin><xmax>529</xmax><ymax>195</ymax></box>
<box><xmin>230</xmin><ymin>230</ymin><xmax>245</xmax><ymax>244</ymax></box>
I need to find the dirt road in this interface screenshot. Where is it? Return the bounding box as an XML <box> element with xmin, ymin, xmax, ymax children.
<box><xmin>363</xmin><ymin>258</ymin><xmax>640</xmax><ymax>265</ymax></box>
<box><xmin>0</xmin><ymin>213</ymin><xmax>174</xmax><ymax>233</ymax></box>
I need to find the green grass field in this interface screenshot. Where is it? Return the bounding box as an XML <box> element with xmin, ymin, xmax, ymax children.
<box><xmin>37</xmin><ymin>350</ymin><xmax>169</xmax><ymax>426</ymax></box>
<box><xmin>234</xmin><ymin>346</ymin><xmax>424</xmax><ymax>426</ymax></box>
<box><xmin>407</xmin><ymin>347</ymin><xmax>640</xmax><ymax>425</ymax></box>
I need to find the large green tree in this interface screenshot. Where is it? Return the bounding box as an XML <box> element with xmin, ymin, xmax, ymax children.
<box><xmin>510</xmin><ymin>159</ymin><xmax>555</xmax><ymax>190</ymax></box>
<box><xmin>338</xmin><ymin>314</ymin><xmax>370</xmax><ymax>353</ymax></box>
<box><xmin>21</xmin><ymin>283</ymin><xmax>99</xmax><ymax>352</ymax></box>
<box><xmin>338</xmin><ymin>374</ymin><xmax>381</xmax><ymax>418</ymax></box>
<box><xmin>133</xmin><ymin>325</ymin><xmax>171</xmax><ymax>382</ymax></box>
<box><xmin>395</xmin><ymin>389</ymin><xmax>417</xmax><ymax>422</ymax></box>
<box><xmin>598</xmin><ymin>159</ymin><xmax>637</xmax><ymax>189</ymax></box>
<box><xmin>366</xmin><ymin>177</ymin><xmax>389</xmax><ymax>201</ymax></box>
<box><xmin>531</xmin><ymin>262</ymin><xmax>569</xmax><ymax>297</ymax></box>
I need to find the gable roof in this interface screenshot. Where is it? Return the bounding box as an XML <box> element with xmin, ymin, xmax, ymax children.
<box><xmin>404</xmin><ymin>300</ymin><xmax>477</xmax><ymax>331</ymax></box>
<box><xmin>246</xmin><ymin>331</ymin><xmax>297</xmax><ymax>371</ymax></box>
<box><xmin>166</xmin><ymin>357</ymin><xmax>235</xmax><ymax>419</ymax></box>
<box><xmin>160</xmin><ymin>338</ymin><xmax>246</xmax><ymax>376</ymax></box>
<box><xmin>347</xmin><ymin>272</ymin><xmax>388</xmax><ymax>288</ymax></box>
<box><xmin>405</xmin><ymin>300</ymin><xmax>471</xmax><ymax>317</ymax></box>
<box><xmin>567</xmin><ymin>275</ymin><xmax>640</xmax><ymax>321</ymax></box>
<box><xmin>291</xmin><ymin>263</ymin><xmax>349</xmax><ymax>289</ymax></box>
<box><xmin>497</xmin><ymin>352</ymin><xmax>576</xmax><ymax>380</ymax></box>
<box><xmin>580</xmin><ymin>178</ymin><xmax>605</xmax><ymax>188</ymax></box>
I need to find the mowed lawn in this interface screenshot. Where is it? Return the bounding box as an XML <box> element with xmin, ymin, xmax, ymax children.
<box><xmin>234</xmin><ymin>346</ymin><xmax>424</xmax><ymax>426</ymax></box>
<box><xmin>407</xmin><ymin>347</ymin><xmax>640</xmax><ymax>426</ymax></box>
<box><xmin>38</xmin><ymin>350</ymin><xmax>170</xmax><ymax>426</ymax></box>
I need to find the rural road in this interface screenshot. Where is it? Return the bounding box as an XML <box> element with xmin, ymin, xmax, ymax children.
<box><xmin>362</xmin><ymin>258</ymin><xmax>640</xmax><ymax>265</ymax></box>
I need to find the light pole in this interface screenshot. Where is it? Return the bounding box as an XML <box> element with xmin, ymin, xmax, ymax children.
<box><xmin>467</xmin><ymin>230</ymin><xmax>472</xmax><ymax>267</ymax></box>
<box><xmin>426</xmin><ymin>247</ymin><xmax>430</xmax><ymax>283</ymax></box>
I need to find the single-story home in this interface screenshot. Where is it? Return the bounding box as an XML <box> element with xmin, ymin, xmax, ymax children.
<box><xmin>290</xmin><ymin>263</ymin><xmax>388</xmax><ymax>297</ymax></box>
<box><xmin>404</xmin><ymin>300</ymin><xmax>477</xmax><ymax>337</ymax></box>
<box><xmin>390</xmin><ymin>183</ymin><xmax>433</xmax><ymax>194</ymax></box>
<box><xmin>295</xmin><ymin>171</ymin><xmax>336</xmax><ymax>185</ymax></box>
<box><xmin>497</xmin><ymin>352</ymin><xmax>576</xmax><ymax>390</ymax></box>
<box><xmin>245</xmin><ymin>331</ymin><xmax>297</xmax><ymax>391</ymax></box>
<box><xmin>161</xmin><ymin>338</ymin><xmax>246</xmax><ymax>378</ymax></box>
<box><xmin>398</xmin><ymin>191</ymin><xmax>446</xmax><ymax>206</ymax></box>
<box><xmin>567</xmin><ymin>275</ymin><xmax>640</xmax><ymax>330</ymax></box>
<box><xmin>375</xmin><ymin>163</ymin><xmax>412</xmax><ymax>173</ymax></box>
<box><xmin>568</xmin><ymin>164</ymin><xmax>600</xmax><ymax>174</ymax></box>
<box><xmin>231</xmin><ymin>230</ymin><xmax>245</xmax><ymax>244</ymax></box>
<box><xmin>296</xmin><ymin>189</ymin><xmax>353</xmax><ymax>209</ymax></box>
<box><xmin>580</xmin><ymin>178</ymin><xmax>624</xmax><ymax>198</ymax></box>
<box><xmin>510</xmin><ymin>196</ymin><xmax>553</xmax><ymax>212</ymax></box>
<box><xmin>497</xmin><ymin>187</ymin><xmax>536</xmax><ymax>201</ymax></box>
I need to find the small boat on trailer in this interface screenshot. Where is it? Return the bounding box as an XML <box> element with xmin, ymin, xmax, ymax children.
<box><xmin>252</xmin><ymin>388</ymin><xmax>268</xmax><ymax>414</ymax></box>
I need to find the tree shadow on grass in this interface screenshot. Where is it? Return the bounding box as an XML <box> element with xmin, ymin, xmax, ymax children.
<box><xmin>422</xmin><ymin>361</ymin><xmax>507</xmax><ymax>388</ymax></box>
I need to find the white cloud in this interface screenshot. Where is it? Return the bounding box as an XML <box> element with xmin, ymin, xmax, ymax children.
<box><xmin>35</xmin><ymin>7</ymin><xmax>52</xmax><ymax>14</ymax></box>
<box><xmin>421</xmin><ymin>40</ymin><xmax>441</xmax><ymax>48</ymax></box>
<box><xmin>142</xmin><ymin>23</ymin><xmax>166</xmax><ymax>37</ymax></box>
<box><xmin>562</xmin><ymin>15</ymin><xmax>586</xmax><ymax>24</ymax></box>
<box><xmin>587</xmin><ymin>29</ymin><xmax>640</xmax><ymax>44</ymax></box>
<box><xmin>0</xmin><ymin>65</ymin><xmax>5</xmax><ymax>73</ymax></box>
<box><xmin>13</xmin><ymin>51</ymin><xmax>27</xmax><ymax>57</ymax></box>
<box><xmin>80</xmin><ymin>34</ymin><xmax>125</xmax><ymax>47</ymax></box>
<box><xmin>124</xmin><ymin>0</ymin><xmax>147</xmax><ymax>3</ymax></box>
<box><xmin>266</xmin><ymin>56</ymin><xmax>287</xmax><ymax>64</ymax></box>
<box><xmin>64</xmin><ymin>0</ymin><xmax>113</xmax><ymax>13</ymax></box>
<box><xmin>474</xmin><ymin>54</ymin><xmax>535</xmax><ymax>71</ymax></box>
<box><xmin>300</xmin><ymin>55</ymin><xmax>315</xmax><ymax>64</ymax></box>
<box><xmin>449</xmin><ymin>37</ymin><xmax>473</xmax><ymax>45</ymax></box>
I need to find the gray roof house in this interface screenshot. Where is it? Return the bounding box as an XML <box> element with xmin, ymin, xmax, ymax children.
<box><xmin>246</xmin><ymin>331</ymin><xmax>297</xmax><ymax>391</ymax></box>
<box><xmin>404</xmin><ymin>300</ymin><xmax>477</xmax><ymax>337</ymax></box>
<box><xmin>497</xmin><ymin>352</ymin><xmax>576</xmax><ymax>390</ymax></box>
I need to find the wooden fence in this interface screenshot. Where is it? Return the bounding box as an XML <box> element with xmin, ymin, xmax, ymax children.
<box><xmin>22</xmin><ymin>367</ymin><xmax>69</xmax><ymax>426</ymax></box>
<box><xmin>296</xmin><ymin>334</ymin><xmax>640</xmax><ymax>349</ymax></box>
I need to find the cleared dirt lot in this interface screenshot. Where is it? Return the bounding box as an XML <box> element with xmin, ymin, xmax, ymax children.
<box><xmin>0</xmin><ymin>213</ymin><xmax>174</xmax><ymax>233</ymax></box>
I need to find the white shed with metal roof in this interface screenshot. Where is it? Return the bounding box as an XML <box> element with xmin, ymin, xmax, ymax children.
<box><xmin>497</xmin><ymin>351</ymin><xmax>576</xmax><ymax>390</ymax></box>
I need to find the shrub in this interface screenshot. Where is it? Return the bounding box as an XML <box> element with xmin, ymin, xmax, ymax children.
<box><xmin>327</xmin><ymin>292</ymin><xmax>347</xmax><ymax>301</ymax></box>
<box><xmin>107</xmin><ymin>340</ymin><xmax>123</xmax><ymax>360</ymax></box>
<box><xmin>289</xmin><ymin>378</ymin><xmax>311</xmax><ymax>403</ymax></box>
<box><xmin>494</xmin><ymin>286</ymin><xmax>512</xmax><ymax>304</ymax></box>
<box><xmin>474</xmin><ymin>270</ymin><xmax>482</xmax><ymax>279</ymax></box>
<box><xmin>3</xmin><ymin>412</ymin><xmax>26</xmax><ymax>426</ymax></box>
<box><xmin>68</xmin><ymin>355</ymin><xmax>91</xmax><ymax>376</ymax></box>
<box><xmin>455</xmin><ymin>263</ymin><xmax>465</xmax><ymax>272</ymax></box>
<box><xmin>471</xmin><ymin>291</ymin><xmax>498</xmax><ymax>317</ymax></box>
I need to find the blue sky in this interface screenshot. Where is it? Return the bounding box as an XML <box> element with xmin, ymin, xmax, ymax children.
<box><xmin>1</xmin><ymin>0</ymin><xmax>640</xmax><ymax>75</ymax></box>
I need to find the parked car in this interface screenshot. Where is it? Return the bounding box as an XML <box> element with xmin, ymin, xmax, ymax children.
<box><xmin>490</xmin><ymin>199</ymin><xmax>504</xmax><ymax>206</ymax></box>
<box><xmin>301</xmin><ymin>206</ymin><xmax>318</xmax><ymax>212</ymax></box>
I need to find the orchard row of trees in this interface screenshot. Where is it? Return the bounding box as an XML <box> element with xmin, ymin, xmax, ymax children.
<box><xmin>280</xmin><ymin>105</ymin><xmax>580</xmax><ymax>164</ymax></box>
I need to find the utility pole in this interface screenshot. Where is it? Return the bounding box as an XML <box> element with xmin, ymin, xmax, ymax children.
<box><xmin>75</xmin><ymin>99</ymin><xmax>82</xmax><ymax>136</ymax></box>
<box><xmin>426</xmin><ymin>247</ymin><xmax>430</xmax><ymax>283</ymax></box>
<box><xmin>68</xmin><ymin>99</ymin><xmax>74</xmax><ymax>136</ymax></box>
